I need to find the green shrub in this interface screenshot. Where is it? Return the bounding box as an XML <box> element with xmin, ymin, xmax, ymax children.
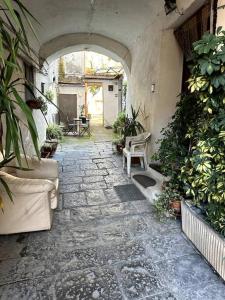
<box><xmin>181</xmin><ymin>28</ymin><xmax>225</xmax><ymax>207</ymax></box>
<box><xmin>46</xmin><ymin>124</ymin><xmax>63</xmax><ymax>140</ymax></box>
<box><xmin>113</xmin><ymin>111</ymin><xmax>126</xmax><ymax>133</ymax></box>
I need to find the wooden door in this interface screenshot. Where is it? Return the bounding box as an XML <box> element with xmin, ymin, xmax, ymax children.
<box><xmin>58</xmin><ymin>94</ymin><xmax>77</xmax><ymax>123</ymax></box>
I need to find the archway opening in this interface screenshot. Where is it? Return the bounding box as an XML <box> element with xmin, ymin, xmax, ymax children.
<box><xmin>39</xmin><ymin>49</ymin><xmax>128</xmax><ymax>141</ymax></box>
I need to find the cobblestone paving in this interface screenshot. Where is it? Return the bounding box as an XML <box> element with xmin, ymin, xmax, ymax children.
<box><xmin>0</xmin><ymin>141</ymin><xmax>225</xmax><ymax>299</ymax></box>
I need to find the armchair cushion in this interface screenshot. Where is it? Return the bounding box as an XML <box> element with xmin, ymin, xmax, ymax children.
<box><xmin>16</xmin><ymin>156</ymin><xmax>58</xmax><ymax>179</ymax></box>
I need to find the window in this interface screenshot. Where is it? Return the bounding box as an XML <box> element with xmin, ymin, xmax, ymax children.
<box><xmin>41</xmin><ymin>82</ymin><xmax>45</xmax><ymax>94</ymax></box>
<box><xmin>108</xmin><ymin>85</ymin><xmax>114</xmax><ymax>91</ymax></box>
<box><xmin>174</xmin><ymin>2</ymin><xmax>212</xmax><ymax>92</ymax></box>
<box><xmin>24</xmin><ymin>62</ymin><xmax>34</xmax><ymax>101</ymax></box>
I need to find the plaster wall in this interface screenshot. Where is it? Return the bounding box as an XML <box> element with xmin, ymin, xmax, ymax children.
<box><xmin>217</xmin><ymin>0</ymin><xmax>225</xmax><ymax>28</ymax></box>
<box><xmin>102</xmin><ymin>80</ymin><xmax>121</xmax><ymax>127</ymax></box>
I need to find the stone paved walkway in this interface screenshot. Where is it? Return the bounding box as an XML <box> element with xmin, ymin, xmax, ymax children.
<box><xmin>0</xmin><ymin>140</ymin><xmax>225</xmax><ymax>299</ymax></box>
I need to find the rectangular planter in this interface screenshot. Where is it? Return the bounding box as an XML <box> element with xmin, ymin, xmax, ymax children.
<box><xmin>181</xmin><ymin>201</ymin><xmax>225</xmax><ymax>281</ymax></box>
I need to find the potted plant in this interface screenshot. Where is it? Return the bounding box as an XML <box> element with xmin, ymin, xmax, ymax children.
<box><xmin>113</xmin><ymin>106</ymin><xmax>145</xmax><ymax>158</ymax></box>
<box><xmin>154</xmin><ymin>182</ymin><xmax>183</xmax><ymax>219</ymax></box>
<box><xmin>26</xmin><ymin>98</ymin><xmax>44</xmax><ymax>109</ymax></box>
<box><xmin>44</xmin><ymin>124</ymin><xmax>63</xmax><ymax>157</ymax></box>
<box><xmin>180</xmin><ymin>28</ymin><xmax>225</xmax><ymax>280</ymax></box>
<box><xmin>41</xmin><ymin>142</ymin><xmax>54</xmax><ymax>158</ymax></box>
<box><xmin>0</xmin><ymin>0</ymin><xmax>40</xmax><ymax>208</ymax></box>
<box><xmin>79</xmin><ymin>104</ymin><xmax>86</xmax><ymax>117</ymax></box>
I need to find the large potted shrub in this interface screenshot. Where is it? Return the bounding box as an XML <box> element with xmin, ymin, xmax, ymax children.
<box><xmin>152</xmin><ymin>28</ymin><xmax>225</xmax><ymax>281</ymax></box>
<box><xmin>181</xmin><ymin>28</ymin><xmax>225</xmax><ymax>280</ymax></box>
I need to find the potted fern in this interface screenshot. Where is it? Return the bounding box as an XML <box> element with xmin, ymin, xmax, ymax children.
<box><xmin>0</xmin><ymin>0</ymin><xmax>41</xmax><ymax>208</ymax></box>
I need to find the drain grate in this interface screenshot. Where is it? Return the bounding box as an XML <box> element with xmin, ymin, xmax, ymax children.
<box><xmin>133</xmin><ymin>174</ymin><xmax>156</xmax><ymax>189</ymax></box>
<box><xmin>114</xmin><ymin>184</ymin><xmax>146</xmax><ymax>202</ymax></box>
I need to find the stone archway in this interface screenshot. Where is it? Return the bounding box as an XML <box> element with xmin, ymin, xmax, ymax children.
<box><xmin>39</xmin><ymin>33</ymin><xmax>131</xmax><ymax>76</ymax></box>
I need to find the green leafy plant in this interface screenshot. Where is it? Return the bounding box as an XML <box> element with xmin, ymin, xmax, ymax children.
<box><xmin>181</xmin><ymin>28</ymin><xmax>225</xmax><ymax>209</ymax></box>
<box><xmin>89</xmin><ymin>85</ymin><xmax>100</xmax><ymax>96</ymax></box>
<box><xmin>113</xmin><ymin>111</ymin><xmax>126</xmax><ymax>134</ymax></box>
<box><xmin>45</xmin><ymin>90</ymin><xmax>54</xmax><ymax>101</ymax></box>
<box><xmin>152</xmin><ymin>93</ymin><xmax>201</xmax><ymax>181</ymax></box>
<box><xmin>154</xmin><ymin>182</ymin><xmax>183</xmax><ymax>219</ymax></box>
<box><xmin>79</xmin><ymin>104</ymin><xmax>86</xmax><ymax>116</ymax></box>
<box><xmin>37</xmin><ymin>96</ymin><xmax>48</xmax><ymax>115</ymax></box>
<box><xmin>205</xmin><ymin>203</ymin><xmax>225</xmax><ymax>236</ymax></box>
<box><xmin>46</xmin><ymin>124</ymin><xmax>63</xmax><ymax>141</ymax></box>
<box><xmin>123</xmin><ymin>105</ymin><xmax>144</xmax><ymax>138</ymax></box>
<box><xmin>0</xmin><ymin>0</ymin><xmax>40</xmax><ymax>207</ymax></box>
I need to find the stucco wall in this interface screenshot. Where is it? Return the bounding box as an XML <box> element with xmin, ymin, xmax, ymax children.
<box><xmin>102</xmin><ymin>80</ymin><xmax>121</xmax><ymax>127</ymax></box>
<box><xmin>217</xmin><ymin>0</ymin><xmax>225</xmax><ymax>28</ymax></box>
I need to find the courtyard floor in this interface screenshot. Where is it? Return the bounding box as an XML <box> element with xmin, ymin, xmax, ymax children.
<box><xmin>0</xmin><ymin>136</ymin><xmax>225</xmax><ymax>299</ymax></box>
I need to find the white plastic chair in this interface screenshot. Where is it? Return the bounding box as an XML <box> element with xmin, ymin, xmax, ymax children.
<box><xmin>123</xmin><ymin>132</ymin><xmax>151</xmax><ymax>177</ymax></box>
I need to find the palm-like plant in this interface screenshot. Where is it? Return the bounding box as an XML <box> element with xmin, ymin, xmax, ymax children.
<box><xmin>122</xmin><ymin>105</ymin><xmax>144</xmax><ymax>138</ymax></box>
<box><xmin>0</xmin><ymin>0</ymin><xmax>40</xmax><ymax>207</ymax></box>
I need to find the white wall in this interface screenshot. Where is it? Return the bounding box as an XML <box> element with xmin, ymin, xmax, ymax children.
<box><xmin>102</xmin><ymin>79</ymin><xmax>121</xmax><ymax>127</ymax></box>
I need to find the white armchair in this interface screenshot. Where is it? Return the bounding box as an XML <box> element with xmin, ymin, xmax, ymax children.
<box><xmin>123</xmin><ymin>132</ymin><xmax>151</xmax><ymax>177</ymax></box>
<box><xmin>0</xmin><ymin>157</ymin><xmax>59</xmax><ymax>234</ymax></box>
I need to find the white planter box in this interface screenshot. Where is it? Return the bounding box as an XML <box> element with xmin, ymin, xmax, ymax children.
<box><xmin>181</xmin><ymin>201</ymin><xmax>225</xmax><ymax>281</ymax></box>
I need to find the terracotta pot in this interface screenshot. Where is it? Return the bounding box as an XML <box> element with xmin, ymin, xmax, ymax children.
<box><xmin>26</xmin><ymin>99</ymin><xmax>43</xmax><ymax>109</ymax></box>
<box><xmin>170</xmin><ymin>200</ymin><xmax>181</xmax><ymax>216</ymax></box>
<box><xmin>116</xmin><ymin>143</ymin><xmax>124</xmax><ymax>153</ymax></box>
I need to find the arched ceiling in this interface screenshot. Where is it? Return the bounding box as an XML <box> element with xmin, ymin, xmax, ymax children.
<box><xmin>22</xmin><ymin>0</ymin><xmax>163</xmax><ymax>51</ymax></box>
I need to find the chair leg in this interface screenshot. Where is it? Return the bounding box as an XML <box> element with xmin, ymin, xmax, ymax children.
<box><xmin>127</xmin><ymin>155</ymin><xmax>131</xmax><ymax>178</ymax></box>
<box><xmin>144</xmin><ymin>155</ymin><xmax>148</xmax><ymax>170</ymax></box>
<box><xmin>123</xmin><ymin>155</ymin><xmax>125</xmax><ymax>169</ymax></box>
<box><xmin>140</xmin><ymin>157</ymin><xmax>144</xmax><ymax>169</ymax></box>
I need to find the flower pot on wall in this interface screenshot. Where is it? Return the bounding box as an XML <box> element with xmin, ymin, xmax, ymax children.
<box><xmin>181</xmin><ymin>201</ymin><xmax>225</xmax><ymax>281</ymax></box>
<box><xmin>26</xmin><ymin>99</ymin><xmax>43</xmax><ymax>109</ymax></box>
<box><xmin>170</xmin><ymin>200</ymin><xmax>181</xmax><ymax>216</ymax></box>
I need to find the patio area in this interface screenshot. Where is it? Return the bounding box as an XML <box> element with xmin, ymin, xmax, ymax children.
<box><xmin>0</xmin><ymin>138</ymin><xmax>225</xmax><ymax>300</ymax></box>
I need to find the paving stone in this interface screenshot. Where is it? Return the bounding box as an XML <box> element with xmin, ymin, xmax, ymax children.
<box><xmin>80</xmin><ymin>164</ymin><xmax>98</xmax><ymax>170</ymax></box>
<box><xmin>85</xmin><ymin>169</ymin><xmax>108</xmax><ymax>176</ymax></box>
<box><xmin>62</xmin><ymin>176</ymin><xmax>83</xmax><ymax>184</ymax></box>
<box><xmin>60</xmin><ymin>170</ymin><xmax>85</xmax><ymax>176</ymax></box>
<box><xmin>0</xmin><ymin>256</ymin><xmax>58</xmax><ymax>285</ymax></box>
<box><xmin>104</xmin><ymin>188</ymin><xmax>121</xmax><ymax>203</ymax></box>
<box><xmin>100</xmin><ymin>240</ymin><xmax>146</xmax><ymax>264</ymax></box>
<box><xmin>83</xmin><ymin>175</ymin><xmax>104</xmax><ymax>183</ymax></box>
<box><xmin>54</xmin><ymin>267</ymin><xmax>123</xmax><ymax>300</ymax></box>
<box><xmin>104</xmin><ymin>174</ymin><xmax>129</xmax><ymax>183</ymax></box>
<box><xmin>86</xmin><ymin>190</ymin><xmax>108</xmax><ymax>205</ymax></box>
<box><xmin>117</xmin><ymin>259</ymin><xmax>166</xmax><ymax>299</ymax></box>
<box><xmin>70</xmin><ymin>206</ymin><xmax>102</xmax><ymax>223</ymax></box>
<box><xmin>173</xmin><ymin>281</ymin><xmax>225</xmax><ymax>300</ymax></box>
<box><xmin>155</xmin><ymin>254</ymin><xmax>220</xmax><ymax>292</ymax></box>
<box><xmin>1</xmin><ymin>140</ymin><xmax>225</xmax><ymax>298</ymax></box>
<box><xmin>0</xmin><ymin>235</ymin><xmax>27</xmax><ymax>260</ymax></box>
<box><xmin>143</xmin><ymin>292</ymin><xmax>177</xmax><ymax>300</ymax></box>
<box><xmin>63</xmin><ymin>192</ymin><xmax>87</xmax><ymax>208</ymax></box>
<box><xmin>123</xmin><ymin>215</ymin><xmax>150</xmax><ymax>236</ymax></box>
<box><xmin>143</xmin><ymin>231</ymin><xmax>196</xmax><ymax>262</ymax></box>
<box><xmin>100</xmin><ymin>202</ymin><xmax>137</xmax><ymax>217</ymax></box>
<box><xmin>97</xmin><ymin>162</ymin><xmax>115</xmax><ymax>169</ymax></box>
<box><xmin>80</xmin><ymin>182</ymin><xmax>107</xmax><ymax>191</ymax></box>
<box><xmin>97</xmin><ymin>220</ymin><xmax>130</xmax><ymax>243</ymax></box>
<box><xmin>60</xmin><ymin>183</ymin><xmax>80</xmax><ymax>193</ymax></box>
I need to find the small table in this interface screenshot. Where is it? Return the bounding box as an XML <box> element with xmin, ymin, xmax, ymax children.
<box><xmin>73</xmin><ymin>118</ymin><xmax>90</xmax><ymax>136</ymax></box>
